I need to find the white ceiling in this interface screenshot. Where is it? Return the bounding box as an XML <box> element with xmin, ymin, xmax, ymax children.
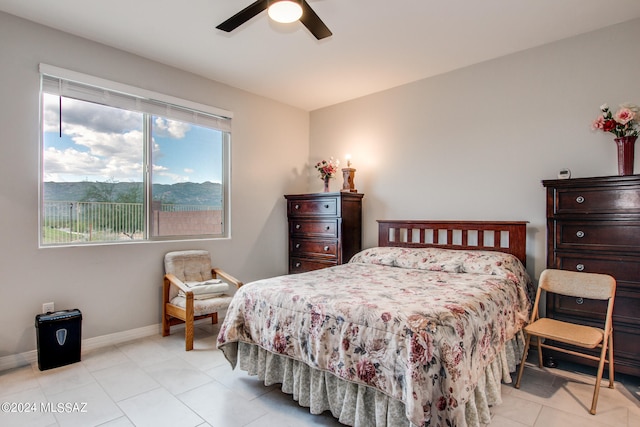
<box><xmin>2</xmin><ymin>0</ymin><xmax>640</xmax><ymax>111</ymax></box>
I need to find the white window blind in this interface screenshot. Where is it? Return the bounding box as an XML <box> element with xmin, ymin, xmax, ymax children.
<box><xmin>40</xmin><ymin>64</ymin><xmax>232</xmax><ymax>132</ymax></box>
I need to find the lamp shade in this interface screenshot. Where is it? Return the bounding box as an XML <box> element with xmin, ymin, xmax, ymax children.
<box><xmin>268</xmin><ymin>0</ymin><xmax>303</xmax><ymax>23</ymax></box>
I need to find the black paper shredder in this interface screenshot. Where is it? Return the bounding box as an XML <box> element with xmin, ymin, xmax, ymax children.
<box><xmin>35</xmin><ymin>309</ymin><xmax>82</xmax><ymax>371</ymax></box>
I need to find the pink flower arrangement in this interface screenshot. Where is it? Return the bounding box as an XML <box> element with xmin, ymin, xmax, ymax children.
<box><xmin>591</xmin><ymin>103</ymin><xmax>639</xmax><ymax>138</ymax></box>
<box><xmin>314</xmin><ymin>157</ymin><xmax>339</xmax><ymax>179</ymax></box>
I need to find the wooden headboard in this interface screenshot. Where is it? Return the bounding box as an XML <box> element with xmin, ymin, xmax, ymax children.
<box><xmin>378</xmin><ymin>220</ymin><xmax>528</xmax><ymax>266</ymax></box>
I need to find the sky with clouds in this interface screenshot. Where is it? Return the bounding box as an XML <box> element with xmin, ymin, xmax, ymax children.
<box><xmin>42</xmin><ymin>94</ymin><xmax>223</xmax><ymax>185</ymax></box>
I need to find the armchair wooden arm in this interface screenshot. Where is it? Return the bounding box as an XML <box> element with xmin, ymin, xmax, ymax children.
<box><xmin>212</xmin><ymin>268</ymin><xmax>243</xmax><ymax>288</ymax></box>
<box><xmin>164</xmin><ymin>273</ymin><xmax>192</xmax><ymax>294</ymax></box>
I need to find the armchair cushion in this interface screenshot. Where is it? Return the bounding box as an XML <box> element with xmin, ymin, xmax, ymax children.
<box><xmin>169</xmin><ymin>295</ymin><xmax>234</xmax><ymax>317</ymax></box>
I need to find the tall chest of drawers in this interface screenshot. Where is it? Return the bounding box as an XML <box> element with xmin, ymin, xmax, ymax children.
<box><xmin>542</xmin><ymin>175</ymin><xmax>640</xmax><ymax>376</ymax></box>
<box><xmin>285</xmin><ymin>192</ymin><xmax>363</xmax><ymax>274</ymax></box>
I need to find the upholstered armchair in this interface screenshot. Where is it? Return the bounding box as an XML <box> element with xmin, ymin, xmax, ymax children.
<box><xmin>162</xmin><ymin>250</ymin><xmax>242</xmax><ymax>351</ymax></box>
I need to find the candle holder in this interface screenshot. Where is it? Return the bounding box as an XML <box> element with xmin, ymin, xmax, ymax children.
<box><xmin>341</xmin><ymin>167</ymin><xmax>357</xmax><ymax>193</ymax></box>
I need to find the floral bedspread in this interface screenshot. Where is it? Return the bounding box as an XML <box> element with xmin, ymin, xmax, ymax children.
<box><xmin>217</xmin><ymin>247</ymin><xmax>532</xmax><ymax>426</ymax></box>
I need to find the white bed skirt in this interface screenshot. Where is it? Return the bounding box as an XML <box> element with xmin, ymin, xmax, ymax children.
<box><xmin>226</xmin><ymin>331</ymin><xmax>525</xmax><ymax>427</ymax></box>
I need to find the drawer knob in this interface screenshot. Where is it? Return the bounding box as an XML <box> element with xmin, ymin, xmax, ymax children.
<box><xmin>294</xmin><ymin>204</ymin><xmax>300</xmax><ymax>210</ymax></box>
<box><xmin>324</xmin><ymin>245</ymin><xmax>329</xmax><ymax>251</ymax></box>
<box><xmin>295</xmin><ymin>224</ymin><xmax>301</xmax><ymax>229</ymax></box>
<box><xmin>576</xmin><ymin>196</ymin><xmax>585</xmax><ymax>204</ymax></box>
<box><xmin>324</xmin><ymin>204</ymin><xmax>330</xmax><ymax>209</ymax></box>
<box><xmin>576</xmin><ymin>297</ymin><xmax>584</xmax><ymax>305</ymax></box>
<box><xmin>576</xmin><ymin>230</ymin><xmax>585</xmax><ymax>238</ymax></box>
<box><xmin>295</xmin><ymin>243</ymin><xmax>300</xmax><ymax>249</ymax></box>
<box><xmin>325</xmin><ymin>226</ymin><xmax>331</xmax><ymax>230</ymax></box>
<box><xmin>576</xmin><ymin>264</ymin><xmax>585</xmax><ymax>271</ymax></box>
<box><xmin>295</xmin><ymin>262</ymin><xmax>301</xmax><ymax>268</ymax></box>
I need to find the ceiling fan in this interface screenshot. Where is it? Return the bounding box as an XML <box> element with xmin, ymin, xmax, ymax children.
<box><xmin>216</xmin><ymin>0</ymin><xmax>332</xmax><ymax>40</ymax></box>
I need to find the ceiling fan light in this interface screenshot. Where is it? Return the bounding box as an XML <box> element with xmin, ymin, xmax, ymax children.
<box><xmin>268</xmin><ymin>0</ymin><xmax>303</xmax><ymax>24</ymax></box>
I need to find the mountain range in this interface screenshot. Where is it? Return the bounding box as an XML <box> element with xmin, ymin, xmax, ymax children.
<box><xmin>43</xmin><ymin>181</ymin><xmax>222</xmax><ymax>207</ymax></box>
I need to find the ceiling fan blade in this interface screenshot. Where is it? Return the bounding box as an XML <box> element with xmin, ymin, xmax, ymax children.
<box><xmin>216</xmin><ymin>0</ymin><xmax>269</xmax><ymax>32</ymax></box>
<box><xmin>299</xmin><ymin>0</ymin><xmax>332</xmax><ymax>40</ymax></box>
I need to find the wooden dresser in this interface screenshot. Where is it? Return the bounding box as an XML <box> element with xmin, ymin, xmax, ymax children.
<box><xmin>542</xmin><ymin>175</ymin><xmax>640</xmax><ymax>377</ymax></box>
<box><xmin>285</xmin><ymin>192</ymin><xmax>363</xmax><ymax>274</ymax></box>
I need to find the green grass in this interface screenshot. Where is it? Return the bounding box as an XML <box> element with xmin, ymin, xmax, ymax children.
<box><xmin>41</xmin><ymin>227</ymin><xmax>77</xmax><ymax>244</ymax></box>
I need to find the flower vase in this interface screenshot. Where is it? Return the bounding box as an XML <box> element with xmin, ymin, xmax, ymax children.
<box><xmin>323</xmin><ymin>176</ymin><xmax>330</xmax><ymax>192</ymax></box>
<box><xmin>614</xmin><ymin>135</ymin><xmax>637</xmax><ymax>176</ymax></box>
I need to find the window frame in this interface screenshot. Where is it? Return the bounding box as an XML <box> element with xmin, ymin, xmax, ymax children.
<box><xmin>38</xmin><ymin>64</ymin><xmax>233</xmax><ymax>247</ymax></box>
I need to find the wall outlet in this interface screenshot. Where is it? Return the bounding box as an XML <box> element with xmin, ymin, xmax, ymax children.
<box><xmin>42</xmin><ymin>302</ymin><xmax>55</xmax><ymax>313</ymax></box>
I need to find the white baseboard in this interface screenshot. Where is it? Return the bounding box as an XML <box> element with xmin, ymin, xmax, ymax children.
<box><xmin>0</xmin><ymin>324</ymin><xmax>161</xmax><ymax>372</ymax></box>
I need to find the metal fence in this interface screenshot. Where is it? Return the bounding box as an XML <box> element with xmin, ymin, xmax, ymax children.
<box><xmin>42</xmin><ymin>201</ymin><xmax>218</xmax><ymax>244</ymax></box>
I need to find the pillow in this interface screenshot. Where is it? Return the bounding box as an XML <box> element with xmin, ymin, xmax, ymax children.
<box><xmin>350</xmin><ymin>247</ymin><xmax>462</xmax><ymax>272</ymax></box>
<box><xmin>459</xmin><ymin>250</ymin><xmax>526</xmax><ymax>279</ymax></box>
<box><xmin>393</xmin><ymin>248</ymin><xmax>463</xmax><ymax>273</ymax></box>
<box><xmin>350</xmin><ymin>247</ymin><xmax>528</xmax><ymax>282</ymax></box>
<box><xmin>459</xmin><ymin>249</ymin><xmax>534</xmax><ymax>305</ymax></box>
<box><xmin>349</xmin><ymin>247</ymin><xmax>397</xmax><ymax>266</ymax></box>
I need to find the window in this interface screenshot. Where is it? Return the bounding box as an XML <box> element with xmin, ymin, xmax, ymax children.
<box><xmin>39</xmin><ymin>64</ymin><xmax>232</xmax><ymax>246</ymax></box>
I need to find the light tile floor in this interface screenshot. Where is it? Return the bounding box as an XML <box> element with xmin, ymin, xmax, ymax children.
<box><xmin>1</xmin><ymin>322</ymin><xmax>638</xmax><ymax>427</ymax></box>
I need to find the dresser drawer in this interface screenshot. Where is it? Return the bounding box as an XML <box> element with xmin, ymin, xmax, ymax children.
<box><xmin>290</xmin><ymin>239</ymin><xmax>338</xmax><ymax>259</ymax></box>
<box><xmin>555</xmin><ymin>220</ymin><xmax>640</xmax><ymax>252</ymax></box>
<box><xmin>551</xmin><ymin>293</ymin><xmax>638</xmax><ymax>324</ymax></box>
<box><xmin>288</xmin><ymin>198</ymin><xmax>338</xmax><ymax>217</ymax></box>
<box><xmin>552</xmin><ymin>186</ymin><xmax>640</xmax><ymax>215</ymax></box>
<box><xmin>551</xmin><ymin>294</ymin><xmax>606</xmax><ymax>320</ymax></box>
<box><xmin>289</xmin><ymin>219</ymin><xmax>338</xmax><ymax>238</ymax></box>
<box><xmin>289</xmin><ymin>257</ymin><xmax>337</xmax><ymax>273</ymax></box>
<box><xmin>552</xmin><ymin>253</ymin><xmax>640</xmax><ymax>325</ymax></box>
<box><xmin>554</xmin><ymin>252</ymin><xmax>640</xmax><ymax>284</ymax></box>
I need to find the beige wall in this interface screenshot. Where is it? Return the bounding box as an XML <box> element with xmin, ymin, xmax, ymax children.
<box><xmin>0</xmin><ymin>11</ymin><xmax>309</xmax><ymax>356</ymax></box>
<box><xmin>310</xmin><ymin>18</ymin><xmax>640</xmax><ymax>279</ymax></box>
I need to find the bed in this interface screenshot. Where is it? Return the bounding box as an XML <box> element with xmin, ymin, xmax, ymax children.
<box><xmin>217</xmin><ymin>220</ymin><xmax>532</xmax><ymax>427</ymax></box>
